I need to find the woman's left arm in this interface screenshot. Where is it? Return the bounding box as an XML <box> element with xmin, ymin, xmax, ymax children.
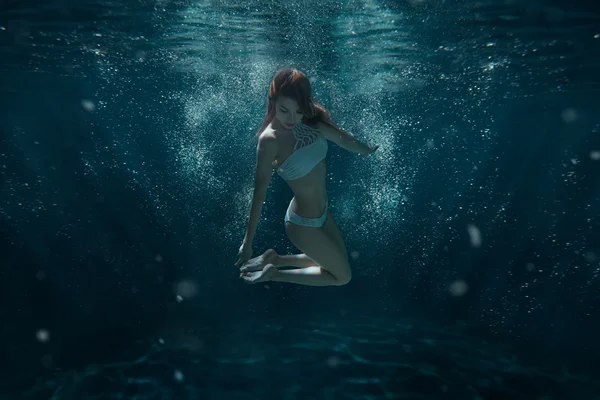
<box><xmin>317</xmin><ymin>119</ymin><xmax>378</xmax><ymax>156</ymax></box>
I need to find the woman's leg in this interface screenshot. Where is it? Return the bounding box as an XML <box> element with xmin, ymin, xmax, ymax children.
<box><xmin>239</xmin><ymin>249</ymin><xmax>317</xmax><ymax>273</ymax></box>
<box><xmin>241</xmin><ymin>211</ymin><xmax>351</xmax><ymax>286</ymax></box>
<box><xmin>239</xmin><ymin>201</ymin><xmax>326</xmax><ymax>272</ymax></box>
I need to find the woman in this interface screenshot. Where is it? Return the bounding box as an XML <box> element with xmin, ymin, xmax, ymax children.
<box><xmin>234</xmin><ymin>68</ymin><xmax>379</xmax><ymax>286</ymax></box>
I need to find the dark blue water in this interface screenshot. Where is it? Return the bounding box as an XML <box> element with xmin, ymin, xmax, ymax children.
<box><xmin>1</xmin><ymin>0</ymin><xmax>599</xmax><ymax>399</ymax></box>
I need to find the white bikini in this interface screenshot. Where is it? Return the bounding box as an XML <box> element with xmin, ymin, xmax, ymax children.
<box><xmin>273</xmin><ymin>121</ymin><xmax>328</xmax><ymax>181</ymax></box>
<box><xmin>272</xmin><ymin>121</ymin><xmax>329</xmax><ymax>227</ymax></box>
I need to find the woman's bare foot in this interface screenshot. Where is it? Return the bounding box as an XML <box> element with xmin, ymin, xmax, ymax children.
<box><xmin>240</xmin><ymin>264</ymin><xmax>279</xmax><ymax>284</ymax></box>
<box><xmin>240</xmin><ymin>248</ymin><xmax>278</xmax><ymax>272</ymax></box>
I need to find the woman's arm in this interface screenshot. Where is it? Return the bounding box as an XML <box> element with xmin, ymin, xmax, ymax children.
<box><xmin>316</xmin><ymin>119</ymin><xmax>377</xmax><ymax>156</ymax></box>
<box><xmin>243</xmin><ymin>133</ymin><xmax>278</xmax><ymax>244</ymax></box>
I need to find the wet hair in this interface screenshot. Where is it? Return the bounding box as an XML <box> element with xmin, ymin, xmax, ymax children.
<box><xmin>255</xmin><ymin>68</ymin><xmax>331</xmax><ymax>137</ymax></box>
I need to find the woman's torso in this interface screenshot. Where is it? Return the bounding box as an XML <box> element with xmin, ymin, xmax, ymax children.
<box><xmin>267</xmin><ymin>121</ymin><xmax>328</xmax><ymax>218</ymax></box>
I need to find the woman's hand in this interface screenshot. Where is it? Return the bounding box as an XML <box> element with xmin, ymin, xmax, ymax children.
<box><xmin>234</xmin><ymin>241</ymin><xmax>253</xmax><ymax>267</ymax></box>
<box><xmin>363</xmin><ymin>142</ymin><xmax>379</xmax><ymax>156</ymax></box>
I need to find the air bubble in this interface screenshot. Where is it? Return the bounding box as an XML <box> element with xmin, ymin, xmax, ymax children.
<box><xmin>467</xmin><ymin>224</ymin><xmax>482</xmax><ymax>248</ymax></box>
<box><xmin>174</xmin><ymin>370</ymin><xmax>184</xmax><ymax>382</ymax></box>
<box><xmin>81</xmin><ymin>99</ymin><xmax>96</xmax><ymax>112</ymax></box>
<box><xmin>526</xmin><ymin>262</ymin><xmax>535</xmax><ymax>271</ymax></box>
<box><xmin>561</xmin><ymin>108</ymin><xmax>578</xmax><ymax>123</ymax></box>
<box><xmin>36</xmin><ymin>329</ymin><xmax>50</xmax><ymax>342</ymax></box>
<box><xmin>449</xmin><ymin>280</ymin><xmax>469</xmax><ymax>296</ymax></box>
<box><xmin>175</xmin><ymin>280</ymin><xmax>198</xmax><ymax>299</ymax></box>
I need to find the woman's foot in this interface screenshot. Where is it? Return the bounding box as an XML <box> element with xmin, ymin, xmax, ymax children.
<box><xmin>240</xmin><ymin>264</ymin><xmax>279</xmax><ymax>284</ymax></box>
<box><xmin>240</xmin><ymin>248</ymin><xmax>278</xmax><ymax>272</ymax></box>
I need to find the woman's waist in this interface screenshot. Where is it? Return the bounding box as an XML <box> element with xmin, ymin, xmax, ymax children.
<box><xmin>289</xmin><ymin>194</ymin><xmax>328</xmax><ymax>217</ymax></box>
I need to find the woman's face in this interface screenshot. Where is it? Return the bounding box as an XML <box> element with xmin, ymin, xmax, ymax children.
<box><xmin>274</xmin><ymin>96</ymin><xmax>304</xmax><ymax>130</ymax></box>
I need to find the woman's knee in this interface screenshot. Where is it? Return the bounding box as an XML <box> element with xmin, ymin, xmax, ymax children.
<box><xmin>333</xmin><ymin>269</ymin><xmax>352</xmax><ymax>285</ymax></box>
<box><xmin>324</xmin><ymin>257</ymin><xmax>352</xmax><ymax>285</ymax></box>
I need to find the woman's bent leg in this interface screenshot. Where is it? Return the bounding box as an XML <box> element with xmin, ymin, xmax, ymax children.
<box><xmin>274</xmin><ymin>211</ymin><xmax>351</xmax><ymax>286</ymax></box>
<box><xmin>239</xmin><ymin>250</ymin><xmax>317</xmax><ymax>273</ymax></box>
<box><xmin>240</xmin><ymin>209</ymin><xmax>351</xmax><ymax>287</ymax></box>
<box><xmin>269</xmin><ymin>265</ymin><xmax>341</xmax><ymax>286</ymax></box>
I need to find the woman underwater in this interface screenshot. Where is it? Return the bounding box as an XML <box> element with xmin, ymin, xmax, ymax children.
<box><xmin>234</xmin><ymin>68</ymin><xmax>379</xmax><ymax>286</ymax></box>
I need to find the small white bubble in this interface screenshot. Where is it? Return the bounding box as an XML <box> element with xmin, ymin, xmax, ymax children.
<box><xmin>426</xmin><ymin>139</ymin><xmax>435</xmax><ymax>149</ymax></box>
<box><xmin>81</xmin><ymin>99</ymin><xmax>96</xmax><ymax>112</ymax></box>
<box><xmin>155</xmin><ymin>254</ymin><xmax>163</xmax><ymax>262</ymax></box>
<box><xmin>595</xmin><ymin>34</ymin><xmax>599</xmax><ymax>39</ymax></box>
<box><xmin>467</xmin><ymin>224</ymin><xmax>482</xmax><ymax>248</ymax></box>
<box><xmin>173</xmin><ymin>370</ymin><xmax>184</xmax><ymax>382</ymax></box>
<box><xmin>561</xmin><ymin>108</ymin><xmax>578</xmax><ymax>123</ymax></box>
<box><xmin>176</xmin><ymin>294</ymin><xmax>184</xmax><ymax>303</ymax></box>
<box><xmin>590</xmin><ymin>151</ymin><xmax>600</xmax><ymax>161</ymax></box>
<box><xmin>158</xmin><ymin>337</ymin><xmax>164</xmax><ymax>344</ymax></box>
<box><xmin>350</xmin><ymin>250</ymin><xmax>360</xmax><ymax>260</ymax></box>
<box><xmin>36</xmin><ymin>329</ymin><xmax>50</xmax><ymax>342</ymax></box>
<box><xmin>449</xmin><ymin>280</ymin><xmax>469</xmax><ymax>296</ymax></box>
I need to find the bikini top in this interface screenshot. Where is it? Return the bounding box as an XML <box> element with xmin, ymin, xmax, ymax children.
<box><xmin>273</xmin><ymin>121</ymin><xmax>328</xmax><ymax>181</ymax></box>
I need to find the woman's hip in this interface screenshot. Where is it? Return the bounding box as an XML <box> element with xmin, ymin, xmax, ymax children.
<box><xmin>284</xmin><ymin>197</ymin><xmax>328</xmax><ymax>228</ymax></box>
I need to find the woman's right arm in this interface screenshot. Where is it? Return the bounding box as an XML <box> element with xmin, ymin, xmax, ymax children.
<box><xmin>243</xmin><ymin>133</ymin><xmax>278</xmax><ymax>244</ymax></box>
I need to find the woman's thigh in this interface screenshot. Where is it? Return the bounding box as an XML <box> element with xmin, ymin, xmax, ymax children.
<box><xmin>285</xmin><ymin>216</ymin><xmax>351</xmax><ymax>281</ymax></box>
<box><xmin>321</xmin><ymin>210</ymin><xmax>349</xmax><ymax>263</ymax></box>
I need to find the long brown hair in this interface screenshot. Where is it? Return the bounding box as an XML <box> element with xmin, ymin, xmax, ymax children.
<box><xmin>255</xmin><ymin>68</ymin><xmax>331</xmax><ymax>137</ymax></box>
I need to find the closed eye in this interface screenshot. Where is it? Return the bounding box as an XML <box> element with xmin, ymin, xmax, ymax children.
<box><xmin>280</xmin><ymin>108</ymin><xmax>303</xmax><ymax>114</ymax></box>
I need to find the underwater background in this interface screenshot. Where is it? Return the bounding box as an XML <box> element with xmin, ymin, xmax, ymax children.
<box><xmin>1</xmin><ymin>0</ymin><xmax>599</xmax><ymax>398</ymax></box>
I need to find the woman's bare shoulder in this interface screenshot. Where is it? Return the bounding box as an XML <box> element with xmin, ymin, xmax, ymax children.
<box><xmin>261</xmin><ymin>125</ymin><xmax>285</xmax><ymax>145</ymax></box>
<box><xmin>261</xmin><ymin>126</ymin><xmax>276</xmax><ymax>136</ymax></box>
<box><xmin>257</xmin><ymin>127</ymin><xmax>278</xmax><ymax>150</ymax></box>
